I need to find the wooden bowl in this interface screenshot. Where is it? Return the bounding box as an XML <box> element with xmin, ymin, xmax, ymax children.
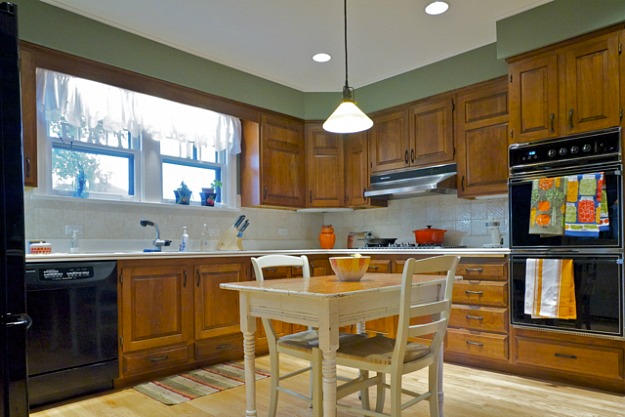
<box><xmin>329</xmin><ymin>256</ymin><xmax>371</xmax><ymax>281</ymax></box>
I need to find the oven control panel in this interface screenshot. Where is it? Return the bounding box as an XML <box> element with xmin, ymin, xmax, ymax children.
<box><xmin>509</xmin><ymin>127</ymin><xmax>621</xmax><ymax>169</ymax></box>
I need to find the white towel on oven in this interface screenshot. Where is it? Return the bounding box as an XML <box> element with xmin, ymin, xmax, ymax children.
<box><xmin>524</xmin><ymin>258</ymin><xmax>577</xmax><ymax>319</ymax></box>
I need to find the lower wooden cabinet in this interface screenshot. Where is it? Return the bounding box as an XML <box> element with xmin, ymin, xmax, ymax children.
<box><xmin>117</xmin><ymin>258</ymin><xmax>249</xmax><ymax>385</ymax></box>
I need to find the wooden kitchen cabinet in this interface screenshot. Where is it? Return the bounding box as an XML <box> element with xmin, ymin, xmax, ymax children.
<box><xmin>369</xmin><ymin>109</ymin><xmax>409</xmax><ymax>173</ymax></box>
<box><xmin>193</xmin><ymin>260</ymin><xmax>248</xmax><ymax>362</ymax></box>
<box><xmin>508</xmin><ymin>29</ymin><xmax>621</xmax><ymax>143</ymax></box>
<box><xmin>19</xmin><ymin>45</ymin><xmax>38</xmax><ymax>187</ymax></box>
<box><xmin>305</xmin><ymin>123</ymin><xmax>345</xmax><ymax>207</ymax></box>
<box><xmin>345</xmin><ymin>131</ymin><xmax>382</xmax><ymax>208</ymax></box>
<box><xmin>241</xmin><ymin>114</ymin><xmax>306</xmax><ymax>208</ymax></box>
<box><xmin>407</xmin><ymin>93</ymin><xmax>455</xmax><ymax>167</ymax></box>
<box><xmin>118</xmin><ymin>260</ymin><xmax>194</xmax><ymax>377</ymax></box>
<box><xmin>455</xmin><ymin>77</ymin><xmax>509</xmax><ymax>198</ymax></box>
<box><xmin>445</xmin><ymin>256</ymin><xmax>510</xmax><ymax>364</ymax></box>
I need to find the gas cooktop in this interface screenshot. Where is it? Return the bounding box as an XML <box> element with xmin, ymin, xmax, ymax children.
<box><xmin>363</xmin><ymin>243</ymin><xmax>467</xmax><ymax>249</ymax></box>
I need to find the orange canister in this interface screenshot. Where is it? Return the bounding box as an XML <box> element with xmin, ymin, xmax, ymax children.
<box><xmin>319</xmin><ymin>225</ymin><xmax>336</xmax><ymax>249</ymax></box>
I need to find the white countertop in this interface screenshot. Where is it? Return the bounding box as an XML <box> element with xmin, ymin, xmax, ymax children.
<box><xmin>26</xmin><ymin>247</ymin><xmax>510</xmax><ymax>263</ymax></box>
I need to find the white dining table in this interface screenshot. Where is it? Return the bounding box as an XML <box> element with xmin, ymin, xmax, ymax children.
<box><xmin>220</xmin><ymin>272</ymin><xmax>448</xmax><ymax>417</ymax></box>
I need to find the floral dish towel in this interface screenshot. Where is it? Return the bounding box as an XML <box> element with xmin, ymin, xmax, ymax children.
<box><xmin>529</xmin><ymin>177</ymin><xmax>567</xmax><ymax>236</ymax></box>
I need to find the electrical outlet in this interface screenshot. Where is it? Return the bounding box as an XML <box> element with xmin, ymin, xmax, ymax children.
<box><xmin>65</xmin><ymin>225</ymin><xmax>82</xmax><ymax>235</ymax></box>
<box><xmin>278</xmin><ymin>228</ymin><xmax>288</xmax><ymax>236</ymax></box>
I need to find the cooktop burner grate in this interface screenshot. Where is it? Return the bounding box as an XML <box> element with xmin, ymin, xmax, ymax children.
<box><xmin>363</xmin><ymin>243</ymin><xmax>467</xmax><ymax>249</ymax></box>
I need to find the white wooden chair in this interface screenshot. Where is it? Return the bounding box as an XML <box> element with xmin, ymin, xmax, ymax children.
<box><xmin>334</xmin><ymin>255</ymin><xmax>460</xmax><ymax>417</ymax></box>
<box><xmin>251</xmin><ymin>254</ymin><xmax>365</xmax><ymax>417</ymax></box>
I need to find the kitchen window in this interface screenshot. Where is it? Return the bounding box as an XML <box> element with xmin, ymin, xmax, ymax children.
<box><xmin>36</xmin><ymin>69</ymin><xmax>240</xmax><ymax>207</ymax></box>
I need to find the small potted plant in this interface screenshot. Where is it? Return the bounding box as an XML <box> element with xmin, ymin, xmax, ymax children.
<box><xmin>201</xmin><ymin>180</ymin><xmax>222</xmax><ymax>206</ymax></box>
<box><xmin>174</xmin><ymin>181</ymin><xmax>192</xmax><ymax>205</ymax></box>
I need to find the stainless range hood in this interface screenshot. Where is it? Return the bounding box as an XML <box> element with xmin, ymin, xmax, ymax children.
<box><xmin>364</xmin><ymin>163</ymin><xmax>457</xmax><ymax>199</ymax></box>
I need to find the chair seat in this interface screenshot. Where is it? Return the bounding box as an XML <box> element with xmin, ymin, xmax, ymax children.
<box><xmin>278</xmin><ymin>330</ymin><xmax>368</xmax><ymax>353</ymax></box>
<box><xmin>336</xmin><ymin>335</ymin><xmax>430</xmax><ymax>365</ymax></box>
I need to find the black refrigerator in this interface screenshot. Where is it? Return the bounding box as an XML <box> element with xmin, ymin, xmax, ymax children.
<box><xmin>0</xmin><ymin>2</ymin><xmax>30</xmax><ymax>417</ymax></box>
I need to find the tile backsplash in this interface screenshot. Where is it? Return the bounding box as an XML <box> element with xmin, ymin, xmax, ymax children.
<box><xmin>24</xmin><ymin>189</ymin><xmax>508</xmax><ymax>253</ymax></box>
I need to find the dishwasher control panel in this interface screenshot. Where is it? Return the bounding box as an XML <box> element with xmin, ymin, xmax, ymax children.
<box><xmin>39</xmin><ymin>266</ymin><xmax>94</xmax><ymax>280</ymax></box>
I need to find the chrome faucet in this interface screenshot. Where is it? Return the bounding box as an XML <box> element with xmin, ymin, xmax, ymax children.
<box><xmin>140</xmin><ymin>219</ymin><xmax>171</xmax><ymax>251</ymax></box>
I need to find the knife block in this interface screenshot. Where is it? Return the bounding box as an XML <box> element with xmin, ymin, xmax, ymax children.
<box><xmin>216</xmin><ymin>226</ymin><xmax>243</xmax><ymax>251</ymax></box>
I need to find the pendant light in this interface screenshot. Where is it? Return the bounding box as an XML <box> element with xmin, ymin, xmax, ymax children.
<box><xmin>322</xmin><ymin>0</ymin><xmax>373</xmax><ymax>134</ymax></box>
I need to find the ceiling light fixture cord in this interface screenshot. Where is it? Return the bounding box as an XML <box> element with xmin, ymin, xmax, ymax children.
<box><xmin>343</xmin><ymin>0</ymin><xmax>349</xmax><ymax>92</ymax></box>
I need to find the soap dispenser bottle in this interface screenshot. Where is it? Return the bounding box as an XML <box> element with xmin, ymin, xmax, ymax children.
<box><xmin>70</xmin><ymin>230</ymin><xmax>80</xmax><ymax>254</ymax></box>
<box><xmin>179</xmin><ymin>226</ymin><xmax>189</xmax><ymax>252</ymax></box>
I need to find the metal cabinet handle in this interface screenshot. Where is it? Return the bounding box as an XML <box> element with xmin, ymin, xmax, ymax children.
<box><xmin>25</xmin><ymin>157</ymin><xmax>31</xmax><ymax>178</ymax></box>
<box><xmin>404</xmin><ymin>150</ymin><xmax>409</xmax><ymax>164</ymax></box>
<box><xmin>466</xmin><ymin>340</ymin><xmax>484</xmax><ymax>347</ymax></box>
<box><xmin>465</xmin><ymin>315</ymin><xmax>484</xmax><ymax>321</ymax></box>
<box><xmin>461</xmin><ymin>176</ymin><xmax>465</xmax><ymax>192</ymax></box>
<box><xmin>309</xmin><ymin>191</ymin><xmax>313</xmax><ymax>203</ymax></box>
<box><xmin>549</xmin><ymin>113</ymin><xmax>555</xmax><ymax>132</ymax></box>
<box><xmin>196</xmin><ymin>270</ymin><xmax>200</xmax><ymax>287</ymax></box>
<box><xmin>183</xmin><ymin>270</ymin><xmax>187</xmax><ymax>287</ymax></box>
<box><xmin>149</xmin><ymin>355</ymin><xmax>169</xmax><ymax>362</ymax></box>
<box><xmin>369</xmin><ymin>265</ymin><xmax>379</xmax><ymax>271</ymax></box>
<box><xmin>569</xmin><ymin>109</ymin><xmax>574</xmax><ymax>129</ymax></box>
<box><xmin>555</xmin><ymin>352</ymin><xmax>577</xmax><ymax>360</ymax></box>
<box><xmin>410</xmin><ymin>149</ymin><xmax>415</xmax><ymax>163</ymax></box>
<box><xmin>465</xmin><ymin>290</ymin><xmax>484</xmax><ymax>295</ymax></box>
<box><xmin>263</xmin><ymin>186</ymin><xmax>268</xmax><ymax>199</ymax></box>
<box><xmin>216</xmin><ymin>343</ymin><xmax>232</xmax><ymax>351</ymax></box>
<box><xmin>465</xmin><ymin>267</ymin><xmax>483</xmax><ymax>273</ymax></box>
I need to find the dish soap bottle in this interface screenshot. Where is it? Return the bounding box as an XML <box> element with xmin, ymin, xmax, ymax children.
<box><xmin>179</xmin><ymin>226</ymin><xmax>189</xmax><ymax>252</ymax></box>
<box><xmin>69</xmin><ymin>229</ymin><xmax>80</xmax><ymax>254</ymax></box>
<box><xmin>200</xmin><ymin>223</ymin><xmax>210</xmax><ymax>252</ymax></box>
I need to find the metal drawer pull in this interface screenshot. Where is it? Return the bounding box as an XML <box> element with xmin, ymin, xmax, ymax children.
<box><xmin>465</xmin><ymin>315</ymin><xmax>483</xmax><ymax>320</ymax></box>
<box><xmin>216</xmin><ymin>343</ymin><xmax>232</xmax><ymax>350</ymax></box>
<box><xmin>466</xmin><ymin>340</ymin><xmax>483</xmax><ymax>347</ymax></box>
<box><xmin>369</xmin><ymin>265</ymin><xmax>379</xmax><ymax>270</ymax></box>
<box><xmin>554</xmin><ymin>352</ymin><xmax>577</xmax><ymax>360</ymax></box>
<box><xmin>465</xmin><ymin>290</ymin><xmax>484</xmax><ymax>295</ymax></box>
<box><xmin>149</xmin><ymin>355</ymin><xmax>169</xmax><ymax>362</ymax></box>
<box><xmin>465</xmin><ymin>267</ymin><xmax>483</xmax><ymax>273</ymax></box>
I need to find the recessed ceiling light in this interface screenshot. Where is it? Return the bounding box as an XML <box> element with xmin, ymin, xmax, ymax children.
<box><xmin>425</xmin><ymin>1</ymin><xmax>449</xmax><ymax>15</ymax></box>
<box><xmin>312</xmin><ymin>53</ymin><xmax>331</xmax><ymax>63</ymax></box>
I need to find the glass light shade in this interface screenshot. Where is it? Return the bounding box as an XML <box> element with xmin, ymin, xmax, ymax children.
<box><xmin>323</xmin><ymin>100</ymin><xmax>373</xmax><ymax>134</ymax></box>
<box><xmin>425</xmin><ymin>1</ymin><xmax>449</xmax><ymax>15</ymax></box>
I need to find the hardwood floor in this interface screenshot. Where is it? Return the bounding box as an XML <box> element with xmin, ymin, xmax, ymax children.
<box><xmin>31</xmin><ymin>355</ymin><xmax>625</xmax><ymax>417</ymax></box>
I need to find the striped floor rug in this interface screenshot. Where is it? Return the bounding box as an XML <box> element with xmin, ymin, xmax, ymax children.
<box><xmin>134</xmin><ymin>362</ymin><xmax>270</xmax><ymax>405</ymax></box>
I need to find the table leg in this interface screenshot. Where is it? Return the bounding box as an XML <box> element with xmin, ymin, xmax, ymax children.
<box><xmin>318</xmin><ymin>300</ymin><xmax>339</xmax><ymax>417</ymax></box>
<box><xmin>438</xmin><ymin>349</ymin><xmax>444</xmax><ymax>417</ymax></box>
<box><xmin>239</xmin><ymin>293</ymin><xmax>257</xmax><ymax>417</ymax></box>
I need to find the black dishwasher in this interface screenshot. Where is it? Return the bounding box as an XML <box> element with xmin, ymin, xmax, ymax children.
<box><xmin>25</xmin><ymin>261</ymin><xmax>118</xmax><ymax>408</ymax></box>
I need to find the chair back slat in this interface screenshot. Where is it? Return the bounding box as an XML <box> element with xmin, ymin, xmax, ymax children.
<box><xmin>393</xmin><ymin>256</ymin><xmax>459</xmax><ymax>367</ymax></box>
<box><xmin>251</xmin><ymin>254</ymin><xmax>311</xmax><ymax>281</ymax></box>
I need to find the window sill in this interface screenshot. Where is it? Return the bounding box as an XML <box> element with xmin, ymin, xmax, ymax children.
<box><xmin>27</xmin><ymin>192</ymin><xmax>241</xmax><ymax>213</ymax></box>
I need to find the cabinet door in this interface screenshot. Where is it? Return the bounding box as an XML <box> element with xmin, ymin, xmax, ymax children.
<box><xmin>194</xmin><ymin>261</ymin><xmax>248</xmax><ymax>340</ymax></box>
<box><xmin>119</xmin><ymin>262</ymin><xmax>193</xmax><ymax>352</ymax></box>
<box><xmin>344</xmin><ymin>131</ymin><xmax>369</xmax><ymax>207</ymax></box>
<box><xmin>408</xmin><ymin>94</ymin><xmax>455</xmax><ymax>167</ymax></box>
<box><xmin>456</xmin><ymin>77</ymin><xmax>509</xmax><ymax>198</ymax></box>
<box><xmin>260</xmin><ymin>114</ymin><xmax>305</xmax><ymax>207</ymax></box>
<box><xmin>305</xmin><ymin>123</ymin><xmax>344</xmax><ymax>207</ymax></box>
<box><xmin>369</xmin><ymin>110</ymin><xmax>409</xmax><ymax>173</ymax></box>
<box><xmin>508</xmin><ymin>53</ymin><xmax>559</xmax><ymax>143</ymax></box>
<box><xmin>563</xmin><ymin>33</ymin><xmax>620</xmax><ymax>134</ymax></box>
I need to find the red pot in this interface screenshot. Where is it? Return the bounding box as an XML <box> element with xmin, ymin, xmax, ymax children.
<box><xmin>413</xmin><ymin>226</ymin><xmax>447</xmax><ymax>245</ymax></box>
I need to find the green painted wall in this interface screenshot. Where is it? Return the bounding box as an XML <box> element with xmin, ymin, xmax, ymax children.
<box><xmin>12</xmin><ymin>0</ymin><xmax>625</xmax><ymax>121</ymax></box>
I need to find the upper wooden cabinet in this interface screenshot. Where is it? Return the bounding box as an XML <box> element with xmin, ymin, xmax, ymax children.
<box><xmin>408</xmin><ymin>93</ymin><xmax>455</xmax><ymax>167</ymax></box>
<box><xmin>455</xmin><ymin>77</ymin><xmax>509</xmax><ymax>198</ymax></box>
<box><xmin>369</xmin><ymin>94</ymin><xmax>454</xmax><ymax>173</ymax></box>
<box><xmin>508</xmin><ymin>30</ymin><xmax>621</xmax><ymax>143</ymax></box>
<box><xmin>19</xmin><ymin>45</ymin><xmax>38</xmax><ymax>187</ymax></box>
<box><xmin>305</xmin><ymin>124</ymin><xmax>345</xmax><ymax>207</ymax></box>
<box><xmin>344</xmin><ymin>131</ymin><xmax>371</xmax><ymax>208</ymax></box>
<box><xmin>242</xmin><ymin>114</ymin><xmax>306</xmax><ymax>208</ymax></box>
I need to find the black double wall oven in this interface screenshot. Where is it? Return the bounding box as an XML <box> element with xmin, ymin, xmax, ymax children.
<box><xmin>508</xmin><ymin>127</ymin><xmax>624</xmax><ymax>339</ymax></box>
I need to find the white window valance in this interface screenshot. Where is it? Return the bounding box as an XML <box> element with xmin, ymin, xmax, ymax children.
<box><xmin>36</xmin><ymin>68</ymin><xmax>241</xmax><ymax>154</ymax></box>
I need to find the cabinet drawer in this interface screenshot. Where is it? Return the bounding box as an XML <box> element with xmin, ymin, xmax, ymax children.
<box><xmin>122</xmin><ymin>343</ymin><xmax>193</xmax><ymax>376</ymax></box>
<box><xmin>367</xmin><ymin>260</ymin><xmax>391</xmax><ymax>273</ymax></box>
<box><xmin>449</xmin><ymin>305</ymin><xmax>508</xmax><ymax>333</ymax></box>
<box><xmin>458</xmin><ymin>262</ymin><xmax>506</xmax><ymax>281</ymax></box>
<box><xmin>446</xmin><ymin>328</ymin><xmax>508</xmax><ymax>360</ymax></box>
<box><xmin>195</xmin><ymin>333</ymin><xmax>243</xmax><ymax>362</ymax></box>
<box><xmin>259</xmin><ymin>266</ymin><xmax>290</xmax><ymax>279</ymax></box>
<box><xmin>452</xmin><ymin>280</ymin><xmax>507</xmax><ymax>306</ymax></box>
<box><xmin>515</xmin><ymin>337</ymin><xmax>623</xmax><ymax>380</ymax></box>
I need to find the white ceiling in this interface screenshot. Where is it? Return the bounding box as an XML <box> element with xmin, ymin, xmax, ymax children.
<box><xmin>40</xmin><ymin>0</ymin><xmax>552</xmax><ymax>92</ymax></box>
